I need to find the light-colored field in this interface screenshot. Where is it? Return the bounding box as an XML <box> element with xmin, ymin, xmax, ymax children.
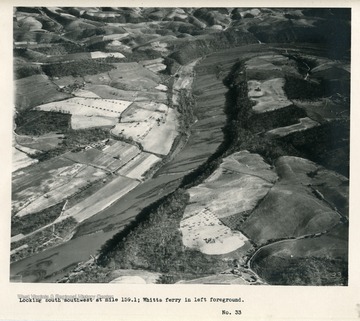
<box><xmin>150</xmin><ymin>41</ymin><xmax>168</xmax><ymax>53</ymax></box>
<box><xmin>183</xmin><ymin>151</ymin><xmax>276</xmax><ymax>219</ymax></box>
<box><xmin>90</xmin><ymin>51</ymin><xmax>125</xmax><ymax>59</ymax></box>
<box><xmin>266</xmin><ymin>117</ymin><xmax>320</xmax><ymax>138</ymax></box>
<box><xmin>92</xmin><ymin>141</ymin><xmax>141</xmax><ymax>172</ymax></box>
<box><xmin>73</xmin><ymin>89</ymin><xmax>101</xmax><ymax>98</ymax></box>
<box><xmin>140</xmin><ymin>58</ymin><xmax>167</xmax><ymax>73</ymax></box>
<box><xmin>173</xmin><ymin>59</ymin><xmax>200</xmax><ymax>92</ymax></box>
<box><xmin>35</xmin><ymin>97</ymin><xmax>132</xmax><ymax>118</ymax></box>
<box><xmin>45</xmin><ymin>52</ymin><xmax>91</xmax><ymax>63</ymax></box>
<box><xmin>140</xmin><ymin>58</ymin><xmax>164</xmax><ymax>66</ymax></box>
<box><xmin>185</xmin><ymin>176</ymin><xmax>273</xmax><ymax>220</ymax></box>
<box><xmin>180</xmin><ymin>208</ymin><xmax>248</xmax><ymax>255</ymax></box>
<box><xmin>121</xmin><ymin>107</ymin><xmax>159</xmax><ymax>122</ymax></box>
<box><xmin>15</xmin><ymin>164</ymin><xmax>107</xmax><ymax>217</ymax></box>
<box><xmin>11</xmin><ymin>234</ymin><xmax>25</xmax><ymax>243</ymax></box>
<box><xmin>112</xmin><ymin>106</ymin><xmax>178</xmax><ymax>155</ymax></box>
<box><xmin>248</xmin><ymin>78</ymin><xmax>292</xmax><ymax>113</ymax></box>
<box><xmin>12</xmin><ymin>146</ymin><xmax>38</xmax><ymax>172</ymax></box>
<box><xmin>219</xmin><ymin>151</ymin><xmax>278</xmax><ymax>183</ymax></box>
<box><xmin>180</xmin><ymin>151</ymin><xmax>277</xmax><ymax>255</ymax></box>
<box><xmin>71</xmin><ymin>115</ymin><xmax>118</xmax><ymax>130</ymax></box>
<box><xmin>117</xmin><ymin>152</ymin><xmax>161</xmax><ymax>180</ymax></box>
<box><xmin>14</xmin><ymin>143</ymin><xmax>38</xmax><ymax>156</ymax></box>
<box><xmin>12</xmin><ymin>159</ymin><xmax>95</xmax><ymax>214</ymax></box>
<box><xmin>103</xmin><ymin>33</ymin><xmax>129</xmax><ymax>41</ymax></box>
<box><xmin>10</xmin><ymin>244</ymin><xmax>29</xmax><ymax>256</ymax></box>
<box><xmin>62</xmin><ymin>175</ymin><xmax>139</xmax><ymax>222</ymax></box>
<box><xmin>108</xmin><ymin>269</ymin><xmax>160</xmax><ymax>284</ymax></box>
<box><xmin>176</xmin><ymin>274</ymin><xmax>250</xmax><ymax>285</ymax></box>
<box><xmin>155</xmin><ymin>84</ymin><xmax>168</xmax><ymax>91</ymax></box>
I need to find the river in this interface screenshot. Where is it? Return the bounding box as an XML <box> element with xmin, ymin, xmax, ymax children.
<box><xmin>10</xmin><ymin>52</ymin><xmax>230</xmax><ymax>282</ymax></box>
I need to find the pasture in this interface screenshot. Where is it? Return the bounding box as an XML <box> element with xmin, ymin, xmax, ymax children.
<box><xmin>245</xmin><ymin>53</ymin><xmax>299</xmax><ymax>80</ymax></box>
<box><xmin>241</xmin><ymin>156</ymin><xmax>344</xmax><ymax>245</ymax></box>
<box><xmin>15</xmin><ymin>74</ymin><xmax>71</xmax><ymax>110</ymax></box>
<box><xmin>73</xmin><ymin>89</ymin><xmax>101</xmax><ymax>98</ymax></box>
<box><xmin>250</xmin><ymin>224</ymin><xmax>348</xmax><ymax>285</ymax></box>
<box><xmin>85</xmin><ymin>84</ymin><xmax>167</xmax><ymax>103</ymax></box>
<box><xmin>52</xmin><ymin>75</ymin><xmax>84</xmax><ymax>88</ymax></box>
<box><xmin>15</xmin><ymin>133</ymin><xmax>64</xmax><ymax>151</ymax></box>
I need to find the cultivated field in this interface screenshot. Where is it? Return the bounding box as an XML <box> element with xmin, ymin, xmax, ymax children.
<box><xmin>117</xmin><ymin>152</ymin><xmax>161</xmax><ymax>180</ymax></box>
<box><xmin>35</xmin><ymin>97</ymin><xmax>132</xmax><ymax>117</ymax></box>
<box><xmin>248</xmin><ymin>78</ymin><xmax>292</xmax><ymax>113</ymax></box>
<box><xmin>12</xmin><ymin>157</ymin><xmax>74</xmax><ymax>213</ymax></box>
<box><xmin>15</xmin><ymin>164</ymin><xmax>107</xmax><ymax>217</ymax></box>
<box><xmin>12</xmin><ymin>147</ymin><xmax>38</xmax><ymax>172</ymax></box>
<box><xmin>266</xmin><ymin>117</ymin><xmax>320</xmax><ymax>137</ymax></box>
<box><xmin>71</xmin><ymin>115</ymin><xmax>118</xmax><ymax>130</ymax></box>
<box><xmin>92</xmin><ymin>140</ymin><xmax>141</xmax><ymax>172</ymax></box>
<box><xmin>180</xmin><ymin>151</ymin><xmax>276</xmax><ymax>255</ymax></box>
<box><xmin>112</xmin><ymin>105</ymin><xmax>178</xmax><ymax>155</ymax></box>
<box><xmin>140</xmin><ymin>58</ymin><xmax>167</xmax><ymax>73</ymax></box>
<box><xmin>108</xmin><ymin>269</ymin><xmax>161</xmax><ymax>284</ymax></box>
<box><xmin>61</xmin><ymin>175</ymin><xmax>139</xmax><ymax>222</ymax></box>
<box><xmin>90</xmin><ymin>51</ymin><xmax>125</xmax><ymax>59</ymax></box>
<box><xmin>180</xmin><ymin>208</ymin><xmax>248</xmax><ymax>255</ymax></box>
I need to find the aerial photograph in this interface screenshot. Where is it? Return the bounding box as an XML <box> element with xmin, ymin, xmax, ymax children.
<box><xmin>10</xmin><ymin>7</ymin><xmax>350</xmax><ymax>285</ymax></box>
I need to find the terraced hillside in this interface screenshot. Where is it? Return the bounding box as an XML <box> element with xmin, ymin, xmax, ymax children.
<box><xmin>11</xmin><ymin>7</ymin><xmax>350</xmax><ymax>285</ymax></box>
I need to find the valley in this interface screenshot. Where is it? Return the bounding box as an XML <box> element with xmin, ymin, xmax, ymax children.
<box><xmin>11</xmin><ymin>7</ymin><xmax>350</xmax><ymax>285</ymax></box>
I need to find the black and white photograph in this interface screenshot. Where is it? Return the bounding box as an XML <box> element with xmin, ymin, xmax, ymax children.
<box><xmin>1</xmin><ymin>1</ymin><xmax>359</xmax><ymax>320</ymax></box>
